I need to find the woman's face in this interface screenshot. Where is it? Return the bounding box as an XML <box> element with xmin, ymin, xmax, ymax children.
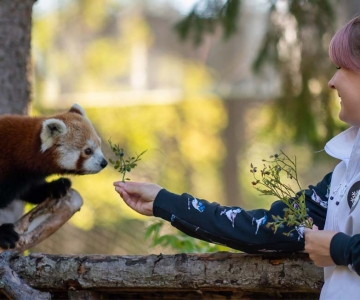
<box><xmin>328</xmin><ymin>67</ymin><xmax>360</xmax><ymax>126</ymax></box>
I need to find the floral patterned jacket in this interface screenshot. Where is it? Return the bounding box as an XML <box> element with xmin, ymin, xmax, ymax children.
<box><xmin>154</xmin><ymin>174</ymin><xmax>330</xmax><ymax>253</ymax></box>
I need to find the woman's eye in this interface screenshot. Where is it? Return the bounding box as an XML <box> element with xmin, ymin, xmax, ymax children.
<box><xmin>84</xmin><ymin>148</ymin><xmax>93</xmax><ymax>155</ymax></box>
<box><xmin>336</xmin><ymin>66</ymin><xmax>341</xmax><ymax>70</ymax></box>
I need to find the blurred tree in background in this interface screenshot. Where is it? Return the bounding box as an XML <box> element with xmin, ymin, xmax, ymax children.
<box><xmin>0</xmin><ymin>0</ymin><xmax>356</xmax><ymax>254</ymax></box>
<box><xmin>169</xmin><ymin>0</ymin><xmax>350</xmax><ymax>208</ymax></box>
<box><xmin>175</xmin><ymin>0</ymin><xmax>344</xmax><ymax>149</ymax></box>
<box><xmin>0</xmin><ymin>0</ymin><xmax>34</xmax><ymax>114</ymax></box>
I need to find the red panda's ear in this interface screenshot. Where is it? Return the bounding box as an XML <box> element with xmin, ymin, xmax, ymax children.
<box><xmin>69</xmin><ymin>103</ymin><xmax>86</xmax><ymax>117</ymax></box>
<box><xmin>40</xmin><ymin>119</ymin><xmax>67</xmax><ymax>153</ymax></box>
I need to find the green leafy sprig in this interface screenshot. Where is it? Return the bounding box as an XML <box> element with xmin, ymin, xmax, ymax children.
<box><xmin>108</xmin><ymin>139</ymin><xmax>147</xmax><ymax>182</ymax></box>
<box><xmin>250</xmin><ymin>150</ymin><xmax>313</xmax><ymax>236</ymax></box>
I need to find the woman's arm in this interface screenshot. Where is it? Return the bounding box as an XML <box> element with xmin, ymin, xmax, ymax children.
<box><xmin>330</xmin><ymin>232</ymin><xmax>360</xmax><ymax>275</ymax></box>
<box><xmin>114</xmin><ymin>172</ymin><xmax>331</xmax><ymax>253</ymax></box>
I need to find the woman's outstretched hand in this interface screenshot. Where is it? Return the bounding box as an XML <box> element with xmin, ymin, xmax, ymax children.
<box><xmin>113</xmin><ymin>181</ymin><xmax>162</xmax><ymax>216</ymax></box>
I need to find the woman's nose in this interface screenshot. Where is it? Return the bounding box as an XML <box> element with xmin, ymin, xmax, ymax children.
<box><xmin>328</xmin><ymin>74</ymin><xmax>336</xmax><ymax>89</ymax></box>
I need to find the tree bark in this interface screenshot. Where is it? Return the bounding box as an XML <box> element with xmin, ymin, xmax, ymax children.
<box><xmin>0</xmin><ymin>251</ymin><xmax>51</xmax><ymax>300</ymax></box>
<box><xmin>5</xmin><ymin>252</ymin><xmax>323</xmax><ymax>299</ymax></box>
<box><xmin>0</xmin><ymin>0</ymin><xmax>35</xmax><ymax>115</ymax></box>
<box><xmin>221</xmin><ymin>98</ymin><xmax>249</xmax><ymax>206</ymax></box>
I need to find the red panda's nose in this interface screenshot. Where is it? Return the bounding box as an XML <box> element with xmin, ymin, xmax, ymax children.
<box><xmin>100</xmin><ymin>159</ymin><xmax>108</xmax><ymax>169</ymax></box>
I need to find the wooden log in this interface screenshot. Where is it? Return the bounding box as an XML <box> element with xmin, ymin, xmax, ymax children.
<box><xmin>68</xmin><ymin>290</ymin><xmax>102</xmax><ymax>300</ymax></box>
<box><xmin>0</xmin><ymin>189</ymin><xmax>83</xmax><ymax>254</ymax></box>
<box><xmin>5</xmin><ymin>252</ymin><xmax>323</xmax><ymax>299</ymax></box>
<box><xmin>0</xmin><ymin>189</ymin><xmax>83</xmax><ymax>299</ymax></box>
<box><xmin>0</xmin><ymin>251</ymin><xmax>51</xmax><ymax>300</ymax></box>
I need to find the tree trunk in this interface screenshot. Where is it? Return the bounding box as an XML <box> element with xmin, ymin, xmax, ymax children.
<box><xmin>221</xmin><ymin>98</ymin><xmax>249</xmax><ymax>206</ymax></box>
<box><xmin>0</xmin><ymin>0</ymin><xmax>35</xmax><ymax>244</ymax></box>
<box><xmin>0</xmin><ymin>0</ymin><xmax>35</xmax><ymax>115</ymax></box>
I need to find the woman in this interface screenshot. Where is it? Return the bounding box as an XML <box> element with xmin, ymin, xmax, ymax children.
<box><xmin>114</xmin><ymin>15</ymin><xmax>360</xmax><ymax>300</ymax></box>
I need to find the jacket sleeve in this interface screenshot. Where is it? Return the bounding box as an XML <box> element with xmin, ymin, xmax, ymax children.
<box><xmin>153</xmin><ymin>172</ymin><xmax>332</xmax><ymax>253</ymax></box>
<box><xmin>330</xmin><ymin>232</ymin><xmax>360</xmax><ymax>276</ymax></box>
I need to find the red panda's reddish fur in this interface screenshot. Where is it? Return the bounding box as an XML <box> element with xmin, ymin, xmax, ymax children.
<box><xmin>0</xmin><ymin>114</ymin><xmax>57</xmax><ymax>178</ymax></box>
<box><xmin>0</xmin><ymin>104</ymin><xmax>107</xmax><ymax>249</ymax></box>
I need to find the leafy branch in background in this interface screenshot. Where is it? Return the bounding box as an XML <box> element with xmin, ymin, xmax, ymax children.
<box><xmin>174</xmin><ymin>0</ymin><xmax>240</xmax><ymax>45</ymax></box>
<box><xmin>250</xmin><ymin>151</ymin><xmax>313</xmax><ymax>235</ymax></box>
<box><xmin>145</xmin><ymin>220</ymin><xmax>235</xmax><ymax>253</ymax></box>
<box><xmin>175</xmin><ymin>0</ymin><xmax>341</xmax><ymax>150</ymax></box>
<box><xmin>108</xmin><ymin>139</ymin><xmax>147</xmax><ymax>182</ymax></box>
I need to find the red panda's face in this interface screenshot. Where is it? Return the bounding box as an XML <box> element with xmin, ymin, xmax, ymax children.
<box><xmin>55</xmin><ymin>119</ymin><xmax>107</xmax><ymax>174</ymax></box>
<box><xmin>40</xmin><ymin>104</ymin><xmax>108</xmax><ymax>174</ymax></box>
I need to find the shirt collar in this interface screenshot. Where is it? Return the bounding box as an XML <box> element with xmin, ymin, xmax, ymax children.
<box><xmin>324</xmin><ymin>126</ymin><xmax>359</xmax><ymax>161</ymax></box>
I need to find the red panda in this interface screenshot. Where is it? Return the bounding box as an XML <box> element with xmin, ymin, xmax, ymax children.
<box><xmin>0</xmin><ymin>103</ymin><xmax>107</xmax><ymax>249</ymax></box>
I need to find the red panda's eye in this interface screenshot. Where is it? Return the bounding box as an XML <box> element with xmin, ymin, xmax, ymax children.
<box><xmin>84</xmin><ymin>148</ymin><xmax>93</xmax><ymax>155</ymax></box>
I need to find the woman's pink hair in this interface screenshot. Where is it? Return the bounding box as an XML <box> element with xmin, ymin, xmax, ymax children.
<box><xmin>329</xmin><ymin>15</ymin><xmax>360</xmax><ymax>71</ymax></box>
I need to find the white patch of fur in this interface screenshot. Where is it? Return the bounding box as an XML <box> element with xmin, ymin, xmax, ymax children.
<box><xmin>82</xmin><ymin>147</ymin><xmax>106</xmax><ymax>173</ymax></box>
<box><xmin>87</xmin><ymin>140</ymin><xmax>96</xmax><ymax>149</ymax></box>
<box><xmin>58</xmin><ymin>148</ymin><xmax>81</xmax><ymax>170</ymax></box>
<box><xmin>40</xmin><ymin>119</ymin><xmax>67</xmax><ymax>152</ymax></box>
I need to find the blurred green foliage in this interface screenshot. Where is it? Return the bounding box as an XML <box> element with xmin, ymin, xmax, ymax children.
<box><xmin>145</xmin><ymin>220</ymin><xmax>236</xmax><ymax>253</ymax></box>
<box><xmin>30</xmin><ymin>0</ymin><xmax>339</xmax><ymax>253</ymax></box>
<box><xmin>176</xmin><ymin>0</ymin><xmax>345</xmax><ymax>149</ymax></box>
<box><xmin>175</xmin><ymin>0</ymin><xmax>240</xmax><ymax>45</ymax></box>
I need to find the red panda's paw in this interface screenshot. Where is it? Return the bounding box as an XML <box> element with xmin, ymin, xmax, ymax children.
<box><xmin>0</xmin><ymin>223</ymin><xmax>19</xmax><ymax>249</ymax></box>
<box><xmin>48</xmin><ymin>178</ymin><xmax>72</xmax><ymax>199</ymax></box>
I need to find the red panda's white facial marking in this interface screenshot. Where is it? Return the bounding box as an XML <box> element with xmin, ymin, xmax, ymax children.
<box><xmin>82</xmin><ymin>143</ymin><xmax>108</xmax><ymax>174</ymax></box>
<box><xmin>57</xmin><ymin>148</ymin><xmax>81</xmax><ymax>170</ymax></box>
